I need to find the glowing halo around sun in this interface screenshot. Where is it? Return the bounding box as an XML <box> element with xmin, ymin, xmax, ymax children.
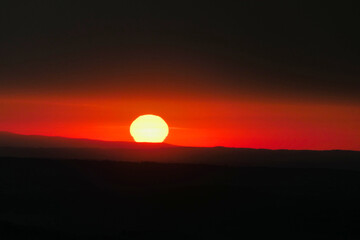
<box><xmin>130</xmin><ymin>114</ymin><xmax>169</xmax><ymax>143</ymax></box>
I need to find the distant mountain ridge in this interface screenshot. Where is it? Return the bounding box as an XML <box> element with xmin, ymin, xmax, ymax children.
<box><xmin>0</xmin><ymin>131</ymin><xmax>174</xmax><ymax>149</ymax></box>
<box><xmin>1</xmin><ymin>131</ymin><xmax>360</xmax><ymax>171</ymax></box>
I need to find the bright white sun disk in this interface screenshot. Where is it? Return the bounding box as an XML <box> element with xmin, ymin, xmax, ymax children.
<box><xmin>130</xmin><ymin>114</ymin><xmax>169</xmax><ymax>143</ymax></box>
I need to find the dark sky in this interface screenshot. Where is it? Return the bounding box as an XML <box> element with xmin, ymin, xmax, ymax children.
<box><xmin>1</xmin><ymin>1</ymin><xmax>359</xmax><ymax>102</ymax></box>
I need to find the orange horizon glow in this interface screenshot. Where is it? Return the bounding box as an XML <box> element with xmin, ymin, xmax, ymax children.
<box><xmin>1</xmin><ymin>95</ymin><xmax>359</xmax><ymax>151</ymax></box>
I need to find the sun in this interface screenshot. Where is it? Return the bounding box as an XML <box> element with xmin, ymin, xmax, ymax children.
<box><xmin>130</xmin><ymin>114</ymin><xmax>169</xmax><ymax>143</ymax></box>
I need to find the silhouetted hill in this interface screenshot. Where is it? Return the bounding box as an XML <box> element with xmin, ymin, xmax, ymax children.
<box><xmin>1</xmin><ymin>132</ymin><xmax>360</xmax><ymax>239</ymax></box>
<box><xmin>0</xmin><ymin>132</ymin><xmax>359</xmax><ymax>171</ymax></box>
<box><xmin>0</xmin><ymin>131</ymin><xmax>173</xmax><ymax>149</ymax></box>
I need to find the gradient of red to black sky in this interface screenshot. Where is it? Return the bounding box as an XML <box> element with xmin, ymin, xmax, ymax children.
<box><xmin>1</xmin><ymin>1</ymin><xmax>359</xmax><ymax>150</ymax></box>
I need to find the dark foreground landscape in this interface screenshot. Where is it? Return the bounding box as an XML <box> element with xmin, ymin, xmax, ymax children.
<box><xmin>1</xmin><ymin>133</ymin><xmax>360</xmax><ymax>239</ymax></box>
